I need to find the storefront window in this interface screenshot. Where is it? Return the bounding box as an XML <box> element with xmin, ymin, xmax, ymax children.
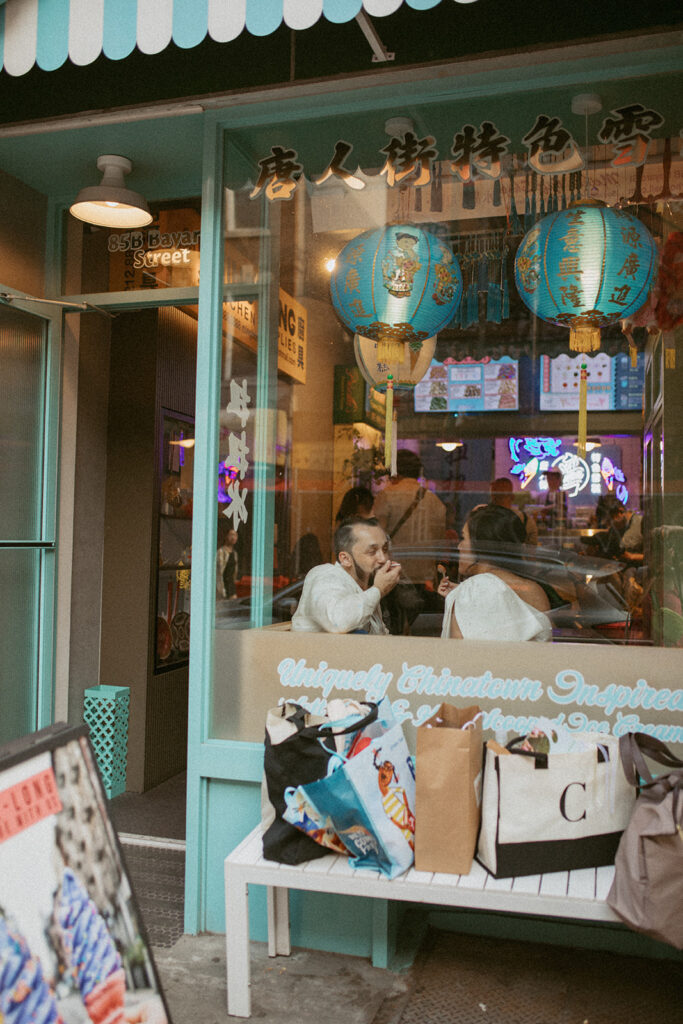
<box><xmin>63</xmin><ymin>199</ymin><xmax>201</xmax><ymax>295</ymax></box>
<box><xmin>211</xmin><ymin>86</ymin><xmax>683</xmax><ymax>740</ymax></box>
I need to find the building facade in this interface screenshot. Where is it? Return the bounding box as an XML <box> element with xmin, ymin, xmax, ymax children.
<box><xmin>1</xmin><ymin>1</ymin><xmax>681</xmax><ymax>955</ymax></box>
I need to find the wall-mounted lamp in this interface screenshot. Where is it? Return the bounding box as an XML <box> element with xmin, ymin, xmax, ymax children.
<box><xmin>70</xmin><ymin>155</ymin><xmax>152</xmax><ymax>228</ymax></box>
<box><xmin>169</xmin><ymin>439</ymin><xmax>195</xmax><ymax>449</ymax></box>
<box><xmin>436</xmin><ymin>442</ymin><xmax>463</xmax><ymax>453</ymax></box>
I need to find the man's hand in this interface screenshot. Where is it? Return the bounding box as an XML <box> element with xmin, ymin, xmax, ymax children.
<box><xmin>373</xmin><ymin>560</ymin><xmax>402</xmax><ymax>597</ymax></box>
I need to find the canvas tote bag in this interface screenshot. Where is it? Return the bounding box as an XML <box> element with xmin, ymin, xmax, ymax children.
<box><xmin>477</xmin><ymin>730</ymin><xmax>635</xmax><ymax>878</ymax></box>
<box><xmin>415</xmin><ymin>703</ymin><xmax>483</xmax><ymax>875</ymax></box>
<box><xmin>607</xmin><ymin>732</ymin><xmax>683</xmax><ymax>949</ymax></box>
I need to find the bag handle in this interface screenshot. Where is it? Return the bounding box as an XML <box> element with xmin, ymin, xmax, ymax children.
<box><xmin>317</xmin><ymin>702</ymin><xmax>379</xmax><ymax>737</ymax></box>
<box><xmin>506</xmin><ymin>735</ymin><xmax>548</xmax><ymax>768</ymax></box>
<box><xmin>619</xmin><ymin>732</ymin><xmax>683</xmax><ymax>788</ymax></box>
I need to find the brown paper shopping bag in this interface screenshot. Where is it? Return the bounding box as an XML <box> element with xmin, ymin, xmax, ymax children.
<box><xmin>415</xmin><ymin>703</ymin><xmax>483</xmax><ymax>875</ymax></box>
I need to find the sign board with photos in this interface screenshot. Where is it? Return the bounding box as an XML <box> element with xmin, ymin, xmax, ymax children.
<box><xmin>414</xmin><ymin>356</ymin><xmax>519</xmax><ymax>413</ymax></box>
<box><xmin>0</xmin><ymin>723</ymin><xmax>170</xmax><ymax>1024</ymax></box>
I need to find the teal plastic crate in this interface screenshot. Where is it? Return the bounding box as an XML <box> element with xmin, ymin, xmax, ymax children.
<box><xmin>83</xmin><ymin>685</ymin><xmax>130</xmax><ymax>798</ymax></box>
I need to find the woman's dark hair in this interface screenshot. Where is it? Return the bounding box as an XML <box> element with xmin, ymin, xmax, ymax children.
<box><xmin>468</xmin><ymin>503</ymin><xmax>525</xmax><ymax>558</ymax></box>
<box><xmin>335</xmin><ymin>486</ymin><xmax>374</xmax><ymax>524</ymax></box>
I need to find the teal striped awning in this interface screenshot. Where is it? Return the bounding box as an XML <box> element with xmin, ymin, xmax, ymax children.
<box><xmin>0</xmin><ymin>0</ymin><xmax>450</xmax><ymax>77</ymax></box>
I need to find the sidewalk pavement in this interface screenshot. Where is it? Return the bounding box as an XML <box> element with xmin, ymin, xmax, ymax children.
<box><xmin>152</xmin><ymin>933</ymin><xmax>413</xmax><ymax>1024</ymax></box>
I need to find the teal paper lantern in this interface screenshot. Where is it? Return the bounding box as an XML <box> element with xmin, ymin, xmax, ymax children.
<box><xmin>330</xmin><ymin>224</ymin><xmax>462</xmax><ymax>366</ymax></box>
<box><xmin>514</xmin><ymin>200</ymin><xmax>658</xmax><ymax>352</ymax></box>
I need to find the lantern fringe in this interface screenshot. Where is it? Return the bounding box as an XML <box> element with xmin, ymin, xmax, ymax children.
<box><xmin>569</xmin><ymin>326</ymin><xmax>601</xmax><ymax>352</ymax></box>
<box><xmin>577</xmin><ymin>362</ymin><xmax>588</xmax><ymax>460</ymax></box>
<box><xmin>384</xmin><ymin>377</ymin><xmax>394</xmax><ymax>469</ymax></box>
<box><xmin>377</xmin><ymin>338</ymin><xmax>404</xmax><ymax>364</ymax></box>
<box><xmin>665</xmin><ymin>346</ymin><xmax>676</xmax><ymax>369</ymax></box>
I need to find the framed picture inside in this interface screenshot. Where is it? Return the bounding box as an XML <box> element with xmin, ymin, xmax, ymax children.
<box><xmin>0</xmin><ymin>722</ymin><xmax>171</xmax><ymax>1024</ymax></box>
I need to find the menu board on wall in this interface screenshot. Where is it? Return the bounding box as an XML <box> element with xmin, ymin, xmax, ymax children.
<box><xmin>539</xmin><ymin>352</ymin><xmax>644</xmax><ymax>412</ymax></box>
<box><xmin>414</xmin><ymin>356</ymin><xmax>519</xmax><ymax>413</ymax></box>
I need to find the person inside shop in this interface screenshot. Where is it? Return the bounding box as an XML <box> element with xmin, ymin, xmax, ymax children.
<box><xmin>587</xmin><ymin>494</ymin><xmax>644</xmax><ymax>564</ymax></box>
<box><xmin>490</xmin><ymin>477</ymin><xmax>538</xmax><ymax>545</ymax></box>
<box><xmin>373</xmin><ymin>448</ymin><xmax>446</xmax><ymax>632</ymax></box>
<box><xmin>216</xmin><ymin>523</ymin><xmax>240</xmax><ymax>599</ymax></box>
<box><xmin>373</xmin><ymin>448</ymin><xmax>447</xmax><ymax>567</ymax></box>
<box><xmin>335</xmin><ymin>485</ymin><xmax>375</xmax><ymax>525</ymax></box>
<box><xmin>438</xmin><ymin>503</ymin><xmax>552</xmax><ymax>642</ymax></box>
<box><xmin>541</xmin><ymin>468</ymin><xmax>569</xmax><ymax>534</ymax></box>
<box><xmin>291</xmin><ymin>516</ymin><xmax>401</xmax><ymax>634</ymax></box>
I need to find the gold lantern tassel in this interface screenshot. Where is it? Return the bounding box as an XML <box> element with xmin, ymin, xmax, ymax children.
<box><xmin>629</xmin><ymin>340</ymin><xmax>638</xmax><ymax>368</ymax></box>
<box><xmin>378</xmin><ymin>333</ymin><xmax>404</xmax><ymax>365</ymax></box>
<box><xmin>384</xmin><ymin>375</ymin><xmax>394</xmax><ymax>469</ymax></box>
<box><xmin>569</xmin><ymin>326</ymin><xmax>601</xmax><ymax>352</ymax></box>
<box><xmin>577</xmin><ymin>362</ymin><xmax>588</xmax><ymax>460</ymax></box>
<box><xmin>664</xmin><ymin>335</ymin><xmax>676</xmax><ymax>369</ymax></box>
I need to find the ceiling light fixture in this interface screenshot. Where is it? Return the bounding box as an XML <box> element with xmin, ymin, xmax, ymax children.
<box><xmin>70</xmin><ymin>155</ymin><xmax>152</xmax><ymax>228</ymax></box>
<box><xmin>436</xmin><ymin>442</ymin><xmax>463</xmax><ymax>452</ymax></box>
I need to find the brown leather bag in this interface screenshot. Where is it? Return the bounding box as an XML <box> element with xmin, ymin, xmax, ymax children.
<box><xmin>607</xmin><ymin>733</ymin><xmax>683</xmax><ymax>949</ymax></box>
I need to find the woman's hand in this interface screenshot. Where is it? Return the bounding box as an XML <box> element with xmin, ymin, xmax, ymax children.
<box><xmin>437</xmin><ymin>574</ymin><xmax>456</xmax><ymax>598</ymax></box>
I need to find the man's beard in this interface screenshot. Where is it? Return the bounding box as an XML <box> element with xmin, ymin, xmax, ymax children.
<box><xmin>351</xmin><ymin>555</ymin><xmax>373</xmax><ymax>589</ymax></box>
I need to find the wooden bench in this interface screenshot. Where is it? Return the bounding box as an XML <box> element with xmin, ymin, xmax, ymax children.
<box><xmin>224</xmin><ymin>824</ymin><xmax>620</xmax><ymax>1018</ymax></box>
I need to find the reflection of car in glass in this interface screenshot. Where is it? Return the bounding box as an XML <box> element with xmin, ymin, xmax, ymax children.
<box><xmin>388</xmin><ymin>540</ymin><xmax>632</xmax><ymax>642</ymax></box>
<box><xmin>217</xmin><ymin>542</ymin><xmax>634</xmax><ymax>642</ymax></box>
<box><xmin>216</xmin><ymin>579</ymin><xmax>305</xmax><ymax>630</ymax></box>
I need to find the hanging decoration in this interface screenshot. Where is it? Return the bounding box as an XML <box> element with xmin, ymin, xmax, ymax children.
<box><xmin>513</xmin><ymin>198</ymin><xmax>658</xmax><ymax>353</ymax></box>
<box><xmin>577</xmin><ymin>362</ymin><xmax>588</xmax><ymax>459</ymax></box>
<box><xmin>331</xmin><ymin>224</ymin><xmax>462</xmax><ymax>465</ymax></box>
<box><xmin>354</xmin><ymin>333</ymin><xmax>437</xmax><ymax>468</ymax></box>
<box><xmin>453</xmin><ymin>231</ymin><xmax>510</xmax><ymax>327</ymax></box>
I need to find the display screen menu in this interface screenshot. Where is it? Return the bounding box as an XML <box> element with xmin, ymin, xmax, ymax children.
<box><xmin>414</xmin><ymin>356</ymin><xmax>519</xmax><ymax>413</ymax></box>
<box><xmin>539</xmin><ymin>352</ymin><xmax>644</xmax><ymax>412</ymax></box>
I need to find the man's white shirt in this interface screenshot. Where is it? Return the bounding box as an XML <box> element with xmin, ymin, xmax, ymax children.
<box><xmin>291</xmin><ymin>562</ymin><xmax>388</xmax><ymax>634</ymax></box>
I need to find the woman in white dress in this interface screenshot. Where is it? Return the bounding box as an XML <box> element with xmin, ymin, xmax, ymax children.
<box><xmin>439</xmin><ymin>504</ymin><xmax>552</xmax><ymax>642</ymax></box>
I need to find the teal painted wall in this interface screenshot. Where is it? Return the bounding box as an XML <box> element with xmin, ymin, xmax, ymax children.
<box><xmin>203</xmin><ymin>777</ymin><xmax>375</xmax><ymax>957</ymax></box>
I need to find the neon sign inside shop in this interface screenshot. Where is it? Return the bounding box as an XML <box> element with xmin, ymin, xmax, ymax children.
<box><xmin>508</xmin><ymin>437</ymin><xmax>629</xmax><ymax>504</ymax></box>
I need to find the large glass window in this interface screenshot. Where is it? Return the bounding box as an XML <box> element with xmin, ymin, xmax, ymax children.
<box><xmin>211</xmin><ymin>81</ymin><xmax>683</xmax><ymax>738</ymax></box>
<box><xmin>0</xmin><ymin>305</ymin><xmax>52</xmax><ymax>743</ymax></box>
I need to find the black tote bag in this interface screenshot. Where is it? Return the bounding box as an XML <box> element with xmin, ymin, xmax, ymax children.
<box><xmin>261</xmin><ymin>701</ymin><xmax>378</xmax><ymax>864</ymax></box>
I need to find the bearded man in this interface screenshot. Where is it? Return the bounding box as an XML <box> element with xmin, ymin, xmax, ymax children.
<box><xmin>291</xmin><ymin>517</ymin><xmax>401</xmax><ymax>634</ymax></box>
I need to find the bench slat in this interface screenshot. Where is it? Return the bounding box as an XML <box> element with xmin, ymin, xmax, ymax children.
<box><xmin>567</xmin><ymin>867</ymin><xmax>597</xmax><ymax>900</ymax></box>
<box><xmin>448</xmin><ymin>860</ymin><xmax>487</xmax><ymax>890</ymax></box>
<box><xmin>539</xmin><ymin>871</ymin><xmax>569</xmax><ymax>897</ymax></box>
<box><xmin>511</xmin><ymin>874</ymin><xmax>541</xmax><ymax>895</ymax></box>
<box><xmin>595</xmin><ymin>864</ymin><xmax>615</xmax><ymax>900</ymax></box>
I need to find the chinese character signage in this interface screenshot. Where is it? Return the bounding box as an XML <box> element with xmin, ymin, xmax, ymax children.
<box><xmin>250</xmin><ymin>101</ymin><xmax>669</xmax><ymax>203</ymax></box>
<box><xmin>414</xmin><ymin>356</ymin><xmax>519</xmax><ymax>413</ymax></box>
<box><xmin>539</xmin><ymin>352</ymin><xmax>644</xmax><ymax>412</ymax></box>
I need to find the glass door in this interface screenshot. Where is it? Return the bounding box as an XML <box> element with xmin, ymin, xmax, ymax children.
<box><xmin>0</xmin><ymin>302</ymin><xmax>57</xmax><ymax>744</ymax></box>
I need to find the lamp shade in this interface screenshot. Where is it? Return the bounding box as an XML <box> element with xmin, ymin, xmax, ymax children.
<box><xmin>514</xmin><ymin>199</ymin><xmax>658</xmax><ymax>351</ymax></box>
<box><xmin>70</xmin><ymin>154</ymin><xmax>152</xmax><ymax>229</ymax></box>
<box><xmin>330</xmin><ymin>224</ymin><xmax>462</xmax><ymax>363</ymax></box>
<box><xmin>354</xmin><ymin>333</ymin><xmax>436</xmax><ymax>391</ymax></box>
